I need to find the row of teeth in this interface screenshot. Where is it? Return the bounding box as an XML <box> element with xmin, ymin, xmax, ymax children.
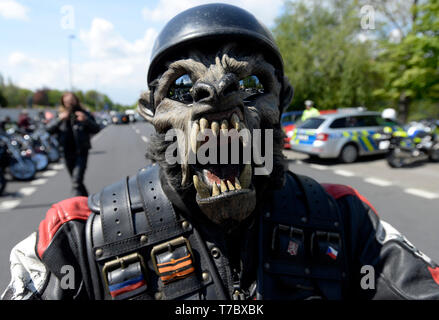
<box><xmin>190</xmin><ymin>113</ymin><xmax>248</xmax><ymax>154</ymax></box>
<box><xmin>193</xmin><ymin>163</ymin><xmax>252</xmax><ymax>198</ymax></box>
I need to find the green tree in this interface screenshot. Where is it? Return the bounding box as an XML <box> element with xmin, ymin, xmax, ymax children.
<box><xmin>273</xmin><ymin>0</ymin><xmax>382</xmax><ymax>111</ymax></box>
<box><xmin>0</xmin><ymin>90</ymin><xmax>7</xmax><ymax>107</ymax></box>
<box><xmin>374</xmin><ymin>0</ymin><xmax>439</xmax><ymax>122</ymax></box>
<box><xmin>1</xmin><ymin>79</ymin><xmax>33</xmax><ymax>107</ymax></box>
<box><xmin>47</xmin><ymin>89</ymin><xmax>64</xmax><ymax>106</ymax></box>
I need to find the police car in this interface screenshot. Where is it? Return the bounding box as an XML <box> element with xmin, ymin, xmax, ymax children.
<box><xmin>290</xmin><ymin>111</ymin><xmax>398</xmax><ymax>163</ymax></box>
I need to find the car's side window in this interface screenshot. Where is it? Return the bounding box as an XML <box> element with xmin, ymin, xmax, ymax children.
<box><xmin>349</xmin><ymin>115</ymin><xmax>379</xmax><ymax>127</ymax></box>
<box><xmin>329</xmin><ymin>117</ymin><xmax>347</xmax><ymax>129</ymax></box>
<box><xmin>346</xmin><ymin>116</ymin><xmax>360</xmax><ymax>127</ymax></box>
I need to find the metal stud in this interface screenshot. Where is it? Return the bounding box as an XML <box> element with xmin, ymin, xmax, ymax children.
<box><xmin>211</xmin><ymin>247</ymin><xmax>220</xmax><ymax>259</ymax></box>
<box><xmin>154</xmin><ymin>292</ymin><xmax>163</xmax><ymax>300</ymax></box>
<box><xmin>264</xmin><ymin>263</ymin><xmax>270</xmax><ymax>270</ymax></box>
<box><xmin>95</xmin><ymin>248</ymin><xmax>103</xmax><ymax>257</ymax></box>
<box><xmin>202</xmin><ymin>272</ymin><xmax>209</xmax><ymax>282</ymax></box>
<box><xmin>182</xmin><ymin>221</ymin><xmax>190</xmax><ymax>230</ymax></box>
<box><xmin>140</xmin><ymin>235</ymin><xmax>148</xmax><ymax>244</ymax></box>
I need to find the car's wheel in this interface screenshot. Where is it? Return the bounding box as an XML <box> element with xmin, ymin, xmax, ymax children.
<box><xmin>339</xmin><ymin>144</ymin><xmax>358</xmax><ymax>163</ymax></box>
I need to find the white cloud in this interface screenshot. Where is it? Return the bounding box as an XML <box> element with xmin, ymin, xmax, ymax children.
<box><xmin>142</xmin><ymin>0</ymin><xmax>283</xmax><ymax>28</ymax></box>
<box><xmin>6</xmin><ymin>18</ymin><xmax>158</xmax><ymax>104</ymax></box>
<box><xmin>6</xmin><ymin>51</ymin><xmax>68</xmax><ymax>89</ymax></box>
<box><xmin>0</xmin><ymin>0</ymin><xmax>29</xmax><ymax>21</ymax></box>
<box><xmin>4</xmin><ymin>2</ymin><xmax>285</xmax><ymax>105</ymax></box>
<box><xmin>79</xmin><ymin>18</ymin><xmax>157</xmax><ymax>60</ymax></box>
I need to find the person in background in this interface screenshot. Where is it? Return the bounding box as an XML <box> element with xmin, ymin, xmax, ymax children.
<box><xmin>0</xmin><ymin>116</ymin><xmax>12</xmax><ymax>132</ymax></box>
<box><xmin>46</xmin><ymin>92</ymin><xmax>100</xmax><ymax>196</ymax></box>
<box><xmin>17</xmin><ymin>110</ymin><xmax>31</xmax><ymax>132</ymax></box>
<box><xmin>301</xmin><ymin>100</ymin><xmax>320</xmax><ymax>122</ymax></box>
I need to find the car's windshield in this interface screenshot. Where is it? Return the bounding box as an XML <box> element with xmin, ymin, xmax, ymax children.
<box><xmin>297</xmin><ymin>118</ymin><xmax>325</xmax><ymax>129</ymax></box>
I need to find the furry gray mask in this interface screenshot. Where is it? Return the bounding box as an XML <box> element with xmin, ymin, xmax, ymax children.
<box><xmin>138</xmin><ymin>44</ymin><xmax>293</xmax><ymax>225</ymax></box>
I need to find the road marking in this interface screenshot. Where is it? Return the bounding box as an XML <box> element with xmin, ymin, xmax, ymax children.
<box><xmin>131</xmin><ymin>125</ymin><xmax>141</xmax><ymax>135</ymax></box>
<box><xmin>18</xmin><ymin>187</ymin><xmax>36</xmax><ymax>196</ymax></box>
<box><xmin>310</xmin><ymin>164</ymin><xmax>328</xmax><ymax>170</ymax></box>
<box><xmin>0</xmin><ymin>200</ymin><xmax>20</xmax><ymax>211</ymax></box>
<box><xmin>404</xmin><ymin>188</ymin><xmax>439</xmax><ymax>200</ymax></box>
<box><xmin>141</xmin><ymin>136</ymin><xmax>148</xmax><ymax>143</ymax></box>
<box><xmin>334</xmin><ymin>169</ymin><xmax>355</xmax><ymax>177</ymax></box>
<box><xmin>364</xmin><ymin>177</ymin><xmax>393</xmax><ymax>187</ymax></box>
<box><xmin>51</xmin><ymin>164</ymin><xmax>64</xmax><ymax>170</ymax></box>
<box><xmin>41</xmin><ymin>170</ymin><xmax>58</xmax><ymax>177</ymax></box>
<box><xmin>31</xmin><ymin>178</ymin><xmax>48</xmax><ymax>185</ymax></box>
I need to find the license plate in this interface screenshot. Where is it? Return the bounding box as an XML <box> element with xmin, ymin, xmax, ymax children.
<box><xmin>379</xmin><ymin>141</ymin><xmax>390</xmax><ymax>150</ymax></box>
<box><xmin>297</xmin><ymin>134</ymin><xmax>309</xmax><ymax>141</ymax></box>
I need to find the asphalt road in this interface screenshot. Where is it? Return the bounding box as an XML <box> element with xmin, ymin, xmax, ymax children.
<box><xmin>0</xmin><ymin>123</ymin><xmax>438</xmax><ymax>292</ymax></box>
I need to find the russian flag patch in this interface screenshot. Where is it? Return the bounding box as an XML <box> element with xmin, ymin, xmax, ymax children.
<box><xmin>326</xmin><ymin>246</ymin><xmax>338</xmax><ymax>260</ymax></box>
<box><xmin>109</xmin><ymin>275</ymin><xmax>147</xmax><ymax>298</ymax></box>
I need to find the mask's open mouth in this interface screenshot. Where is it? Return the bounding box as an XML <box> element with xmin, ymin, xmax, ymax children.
<box><xmin>189</xmin><ymin>107</ymin><xmax>253</xmax><ymax>202</ymax></box>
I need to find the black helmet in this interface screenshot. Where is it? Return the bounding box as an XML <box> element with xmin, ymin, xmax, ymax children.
<box><xmin>147</xmin><ymin>3</ymin><xmax>284</xmax><ymax>86</ymax></box>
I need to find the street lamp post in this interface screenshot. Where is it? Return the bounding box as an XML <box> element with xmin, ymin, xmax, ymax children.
<box><xmin>68</xmin><ymin>34</ymin><xmax>75</xmax><ymax>91</ymax></box>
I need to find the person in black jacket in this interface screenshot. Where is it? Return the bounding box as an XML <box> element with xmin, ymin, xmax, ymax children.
<box><xmin>46</xmin><ymin>92</ymin><xmax>100</xmax><ymax>196</ymax></box>
<box><xmin>2</xmin><ymin>4</ymin><xmax>439</xmax><ymax>301</ymax></box>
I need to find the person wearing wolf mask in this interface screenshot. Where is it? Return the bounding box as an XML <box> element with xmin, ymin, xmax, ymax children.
<box><xmin>3</xmin><ymin>4</ymin><xmax>439</xmax><ymax>300</ymax></box>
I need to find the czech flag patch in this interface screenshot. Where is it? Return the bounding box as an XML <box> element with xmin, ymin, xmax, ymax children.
<box><xmin>326</xmin><ymin>246</ymin><xmax>338</xmax><ymax>260</ymax></box>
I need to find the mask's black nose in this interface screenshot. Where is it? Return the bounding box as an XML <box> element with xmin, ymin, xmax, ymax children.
<box><xmin>191</xmin><ymin>73</ymin><xmax>239</xmax><ymax>103</ymax></box>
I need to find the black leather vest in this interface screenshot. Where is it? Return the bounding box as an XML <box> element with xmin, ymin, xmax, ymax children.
<box><xmin>85</xmin><ymin>164</ymin><xmax>348</xmax><ymax>300</ymax></box>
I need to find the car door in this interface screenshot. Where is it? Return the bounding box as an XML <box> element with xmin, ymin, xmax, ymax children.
<box><xmin>348</xmin><ymin>115</ymin><xmax>381</xmax><ymax>155</ymax></box>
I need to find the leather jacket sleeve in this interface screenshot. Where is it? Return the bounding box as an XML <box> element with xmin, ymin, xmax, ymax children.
<box><xmin>82</xmin><ymin>112</ymin><xmax>101</xmax><ymax>135</ymax></box>
<box><xmin>325</xmin><ymin>184</ymin><xmax>439</xmax><ymax>299</ymax></box>
<box><xmin>1</xmin><ymin>197</ymin><xmax>94</xmax><ymax>300</ymax></box>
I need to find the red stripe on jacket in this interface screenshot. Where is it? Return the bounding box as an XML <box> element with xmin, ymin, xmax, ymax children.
<box><xmin>37</xmin><ymin>196</ymin><xmax>91</xmax><ymax>259</ymax></box>
<box><xmin>428</xmin><ymin>267</ymin><xmax>439</xmax><ymax>286</ymax></box>
<box><xmin>321</xmin><ymin>183</ymin><xmax>379</xmax><ymax>216</ymax></box>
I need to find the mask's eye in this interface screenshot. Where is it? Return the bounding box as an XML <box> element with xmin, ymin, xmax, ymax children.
<box><xmin>240</xmin><ymin>75</ymin><xmax>264</xmax><ymax>104</ymax></box>
<box><xmin>167</xmin><ymin>74</ymin><xmax>193</xmax><ymax>103</ymax></box>
<box><xmin>239</xmin><ymin>75</ymin><xmax>264</xmax><ymax>94</ymax></box>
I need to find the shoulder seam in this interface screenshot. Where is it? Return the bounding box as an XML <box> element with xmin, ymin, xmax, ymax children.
<box><xmin>322</xmin><ymin>183</ymin><xmax>379</xmax><ymax>216</ymax></box>
<box><xmin>37</xmin><ymin>197</ymin><xmax>91</xmax><ymax>259</ymax></box>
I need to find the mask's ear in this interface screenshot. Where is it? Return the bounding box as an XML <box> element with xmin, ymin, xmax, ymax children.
<box><xmin>279</xmin><ymin>76</ymin><xmax>294</xmax><ymax>114</ymax></box>
<box><xmin>137</xmin><ymin>91</ymin><xmax>154</xmax><ymax>123</ymax></box>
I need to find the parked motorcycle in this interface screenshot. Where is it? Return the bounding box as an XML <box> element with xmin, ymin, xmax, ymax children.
<box><xmin>0</xmin><ymin>140</ymin><xmax>8</xmax><ymax>195</ymax></box>
<box><xmin>376</xmin><ymin>121</ymin><xmax>439</xmax><ymax>168</ymax></box>
<box><xmin>31</xmin><ymin>127</ymin><xmax>60</xmax><ymax>163</ymax></box>
<box><xmin>0</xmin><ymin>133</ymin><xmax>37</xmax><ymax>181</ymax></box>
<box><xmin>7</xmin><ymin>128</ymin><xmax>49</xmax><ymax>172</ymax></box>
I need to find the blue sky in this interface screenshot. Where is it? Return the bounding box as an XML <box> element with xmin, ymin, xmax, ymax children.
<box><xmin>0</xmin><ymin>0</ymin><xmax>284</xmax><ymax>105</ymax></box>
